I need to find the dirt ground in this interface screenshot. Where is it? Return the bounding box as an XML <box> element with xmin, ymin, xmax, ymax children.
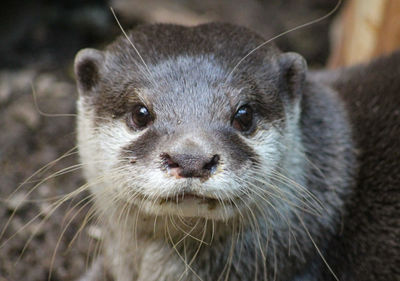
<box><xmin>0</xmin><ymin>0</ymin><xmax>339</xmax><ymax>280</ymax></box>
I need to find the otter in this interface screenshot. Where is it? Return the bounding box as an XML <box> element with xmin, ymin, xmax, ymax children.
<box><xmin>74</xmin><ymin>23</ymin><xmax>400</xmax><ymax>281</ymax></box>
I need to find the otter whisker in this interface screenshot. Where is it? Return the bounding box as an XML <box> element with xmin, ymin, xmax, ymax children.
<box><xmin>3</xmin><ymin>166</ymin><xmax>126</xmax><ymax>262</ymax></box>
<box><xmin>47</xmin><ymin>193</ymin><xmax>95</xmax><ymax>281</ymax></box>
<box><xmin>0</xmin><ymin>146</ymin><xmax>79</xmax><ymax>240</ymax></box>
<box><xmin>295</xmin><ymin>212</ymin><xmax>340</xmax><ymax>281</ymax></box>
<box><xmin>231</xmin><ymin>174</ymin><xmax>301</xmax><ymax>260</ymax></box>
<box><xmin>225</xmin><ymin>0</ymin><xmax>342</xmax><ymax>81</ymax></box>
<box><xmin>248</xmin><ymin>173</ymin><xmax>323</xmax><ymax>216</ymax></box>
<box><xmin>109</xmin><ymin>7</ymin><xmax>156</xmax><ymax>87</ymax></box>
<box><xmin>231</xmin><ymin>173</ymin><xmax>313</xmax><ymax>222</ymax></box>
<box><xmin>177</xmin><ymin>218</ymin><xmax>208</xmax><ymax>281</ymax></box>
<box><xmin>251</xmin><ymin>164</ymin><xmax>325</xmax><ymax>212</ymax></box>
<box><xmin>165</xmin><ymin>215</ymin><xmax>204</xmax><ymax>281</ymax></box>
<box><xmin>67</xmin><ymin>198</ymin><xmax>99</xmax><ymax>250</ymax></box>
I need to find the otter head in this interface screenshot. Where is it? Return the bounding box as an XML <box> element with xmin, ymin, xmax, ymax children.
<box><xmin>74</xmin><ymin>23</ymin><xmax>307</xmax><ymax>221</ymax></box>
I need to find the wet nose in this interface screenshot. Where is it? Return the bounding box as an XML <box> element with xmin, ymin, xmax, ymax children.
<box><xmin>161</xmin><ymin>153</ymin><xmax>220</xmax><ymax>179</ymax></box>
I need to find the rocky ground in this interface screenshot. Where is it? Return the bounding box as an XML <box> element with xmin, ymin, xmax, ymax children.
<box><xmin>0</xmin><ymin>0</ymin><xmax>339</xmax><ymax>280</ymax></box>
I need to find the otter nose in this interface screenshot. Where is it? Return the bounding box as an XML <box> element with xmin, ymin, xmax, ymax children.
<box><xmin>161</xmin><ymin>153</ymin><xmax>220</xmax><ymax>179</ymax></box>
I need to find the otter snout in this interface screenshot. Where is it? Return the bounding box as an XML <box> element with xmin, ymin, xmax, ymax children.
<box><xmin>161</xmin><ymin>153</ymin><xmax>220</xmax><ymax>179</ymax></box>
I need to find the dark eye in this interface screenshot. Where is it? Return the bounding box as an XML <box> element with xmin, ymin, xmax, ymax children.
<box><xmin>232</xmin><ymin>105</ymin><xmax>253</xmax><ymax>131</ymax></box>
<box><xmin>127</xmin><ymin>105</ymin><xmax>153</xmax><ymax>130</ymax></box>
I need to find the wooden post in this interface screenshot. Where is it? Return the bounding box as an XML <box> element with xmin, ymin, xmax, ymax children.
<box><xmin>328</xmin><ymin>0</ymin><xmax>400</xmax><ymax>68</ymax></box>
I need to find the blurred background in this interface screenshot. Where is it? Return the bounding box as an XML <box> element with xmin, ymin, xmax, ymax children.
<box><xmin>0</xmin><ymin>0</ymin><xmax>398</xmax><ymax>280</ymax></box>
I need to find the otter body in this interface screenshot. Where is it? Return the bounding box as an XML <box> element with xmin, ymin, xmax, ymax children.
<box><xmin>74</xmin><ymin>23</ymin><xmax>399</xmax><ymax>281</ymax></box>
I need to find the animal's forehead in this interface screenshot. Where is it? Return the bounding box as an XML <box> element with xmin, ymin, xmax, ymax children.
<box><xmin>139</xmin><ymin>55</ymin><xmax>240</xmax><ymax>115</ymax></box>
<box><xmin>108</xmin><ymin>23</ymin><xmax>277</xmax><ymax>63</ymax></box>
<box><xmin>149</xmin><ymin>54</ymin><xmax>228</xmax><ymax>84</ymax></box>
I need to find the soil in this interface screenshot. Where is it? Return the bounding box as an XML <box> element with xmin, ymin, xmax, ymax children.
<box><xmin>0</xmin><ymin>0</ymin><xmax>339</xmax><ymax>280</ymax></box>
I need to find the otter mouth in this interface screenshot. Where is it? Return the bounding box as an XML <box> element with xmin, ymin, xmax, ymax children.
<box><xmin>157</xmin><ymin>192</ymin><xmax>238</xmax><ymax>211</ymax></box>
<box><xmin>128</xmin><ymin>191</ymin><xmax>245</xmax><ymax>218</ymax></box>
<box><xmin>159</xmin><ymin>192</ymin><xmax>220</xmax><ymax>205</ymax></box>
<box><xmin>130</xmin><ymin>191</ymin><xmax>240</xmax><ymax>213</ymax></box>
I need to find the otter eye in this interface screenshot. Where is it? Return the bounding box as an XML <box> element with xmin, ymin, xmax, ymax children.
<box><xmin>232</xmin><ymin>105</ymin><xmax>253</xmax><ymax>131</ymax></box>
<box><xmin>127</xmin><ymin>105</ymin><xmax>153</xmax><ymax>130</ymax></box>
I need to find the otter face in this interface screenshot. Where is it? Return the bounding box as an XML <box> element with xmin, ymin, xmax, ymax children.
<box><xmin>74</xmin><ymin>24</ymin><xmax>306</xmax><ymax>220</ymax></box>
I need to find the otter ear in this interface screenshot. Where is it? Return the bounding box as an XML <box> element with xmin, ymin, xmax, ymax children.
<box><xmin>74</xmin><ymin>48</ymin><xmax>104</xmax><ymax>94</ymax></box>
<box><xmin>278</xmin><ymin>52</ymin><xmax>307</xmax><ymax>101</ymax></box>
